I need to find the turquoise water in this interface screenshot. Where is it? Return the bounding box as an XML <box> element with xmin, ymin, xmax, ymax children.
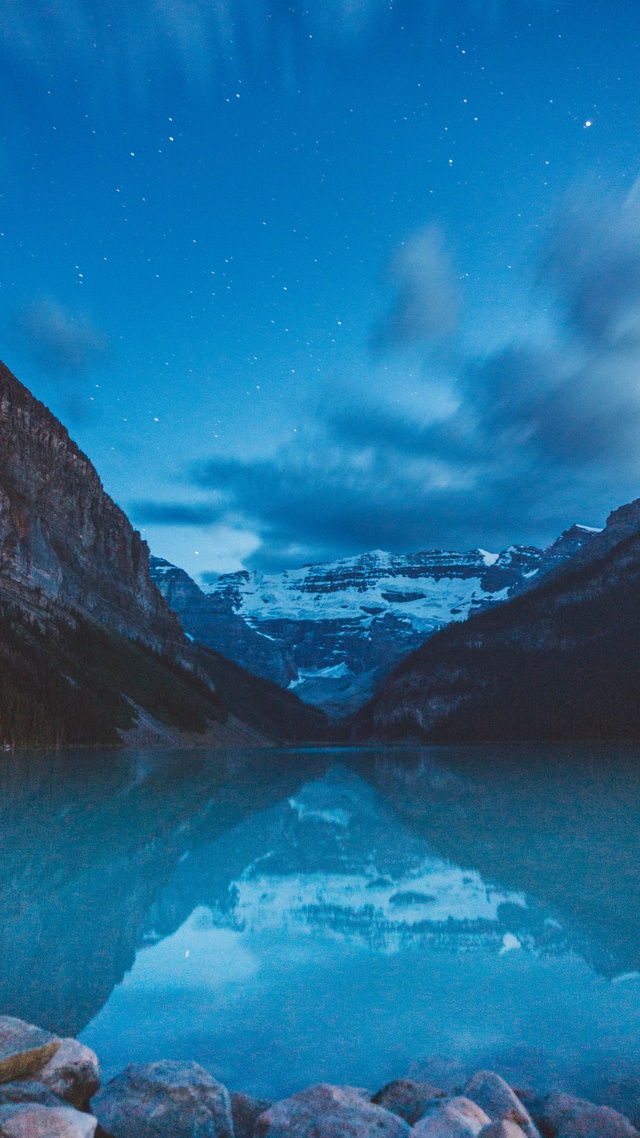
<box><xmin>1</xmin><ymin>744</ymin><xmax>640</xmax><ymax>1100</ymax></box>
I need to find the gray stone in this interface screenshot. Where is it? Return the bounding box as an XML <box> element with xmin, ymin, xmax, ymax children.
<box><xmin>579</xmin><ymin>1074</ymin><xmax>640</xmax><ymax>1129</ymax></box>
<box><xmin>0</xmin><ymin>1020</ymin><xmax>61</xmax><ymax>1086</ymax></box>
<box><xmin>372</xmin><ymin>1080</ymin><xmax>446</xmax><ymax>1126</ymax></box>
<box><xmin>230</xmin><ymin>1092</ymin><xmax>272</xmax><ymax>1138</ymax></box>
<box><xmin>408</xmin><ymin>1060</ymin><xmax>468</xmax><ymax>1094</ymax></box>
<box><xmin>533</xmin><ymin>1092</ymin><xmax>639</xmax><ymax>1138</ymax></box>
<box><xmin>478</xmin><ymin>1124</ymin><xmax>528</xmax><ymax>1138</ymax></box>
<box><xmin>411</xmin><ymin>1096</ymin><xmax>492</xmax><ymax>1138</ymax></box>
<box><xmin>0</xmin><ymin>1085</ymin><xmax>62</xmax><ymax>1108</ymax></box>
<box><xmin>0</xmin><ymin>1102</ymin><xmax>96</xmax><ymax>1138</ymax></box>
<box><xmin>253</xmin><ymin>1083</ymin><xmax>410</xmax><ymax>1138</ymax></box>
<box><xmin>463</xmin><ymin>1073</ymin><xmax>540</xmax><ymax>1138</ymax></box>
<box><xmin>38</xmin><ymin>1040</ymin><xmax>100</xmax><ymax>1112</ymax></box>
<box><xmin>92</xmin><ymin>1061</ymin><xmax>233</xmax><ymax>1138</ymax></box>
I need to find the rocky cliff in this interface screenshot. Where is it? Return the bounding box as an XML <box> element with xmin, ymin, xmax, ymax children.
<box><xmin>0</xmin><ymin>361</ymin><xmax>324</xmax><ymax>747</ymax></box>
<box><xmin>349</xmin><ymin>498</ymin><xmax>640</xmax><ymax>742</ymax></box>
<box><xmin>151</xmin><ymin>528</ymin><xmax>597</xmax><ymax>717</ymax></box>
<box><xmin>0</xmin><ymin>361</ymin><xmax>185</xmax><ymax>656</ymax></box>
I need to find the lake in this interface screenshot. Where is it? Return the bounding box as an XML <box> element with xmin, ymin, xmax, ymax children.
<box><xmin>1</xmin><ymin>743</ymin><xmax>640</xmax><ymax>1105</ymax></box>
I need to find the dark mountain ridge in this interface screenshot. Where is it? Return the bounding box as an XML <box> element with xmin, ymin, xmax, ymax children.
<box><xmin>348</xmin><ymin>497</ymin><xmax>640</xmax><ymax>743</ymax></box>
<box><xmin>0</xmin><ymin>361</ymin><xmax>325</xmax><ymax>747</ymax></box>
<box><xmin>0</xmin><ymin>360</ymin><xmax>185</xmax><ymax>657</ymax></box>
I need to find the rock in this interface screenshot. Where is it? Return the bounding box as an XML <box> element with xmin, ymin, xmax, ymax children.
<box><xmin>0</xmin><ymin>1019</ymin><xmax>61</xmax><ymax>1085</ymax></box>
<box><xmin>230</xmin><ymin>1092</ymin><xmax>272</xmax><ymax>1138</ymax></box>
<box><xmin>38</xmin><ymin>1039</ymin><xmax>100</xmax><ymax>1112</ymax></box>
<box><xmin>372</xmin><ymin>1080</ymin><xmax>446</xmax><ymax>1126</ymax></box>
<box><xmin>0</xmin><ymin>1102</ymin><xmax>96</xmax><ymax>1137</ymax></box>
<box><xmin>478</xmin><ymin>1125</ymin><xmax>528</xmax><ymax>1138</ymax></box>
<box><xmin>463</xmin><ymin>1073</ymin><xmax>540</xmax><ymax>1138</ymax></box>
<box><xmin>411</xmin><ymin>1096</ymin><xmax>491</xmax><ymax>1138</ymax></box>
<box><xmin>408</xmin><ymin>1059</ymin><xmax>468</xmax><ymax>1094</ymax></box>
<box><xmin>580</xmin><ymin>1073</ymin><xmax>640</xmax><ymax>1129</ymax></box>
<box><xmin>253</xmin><ymin>1083</ymin><xmax>410</xmax><ymax>1137</ymax></box>
<box><xmin>92</xmin><ymin>1061</ymin><xmax>233</xmax><ymax>1138</ymax></box>
<box><xmin>0</xmin><ymin>1084</ymin><xmax>62</xmax><ymax>1108</ymax></box>
<box><xmin>532</xmin><ymin>1092</ymin><xmax>639</xmax><ymax>1138</ymax></box>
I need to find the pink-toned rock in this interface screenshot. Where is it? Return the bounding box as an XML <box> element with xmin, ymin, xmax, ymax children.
<box><xmin>230</xmin><ymin>1092</ymin><xmax>272</xmax><ymax>1138</ymax></box>
<box><xmin>0</xmin><ymin>1020</ymin><xmax>60</xmax><ymax>1086</ymax></box>
<box><xmin>254</xmin><ymin>1083</ymin><xmax>410</xmax><ymax>1138</ymax></box>
<box><xmin>478</xmin><ymin>1124</ymin><xmax>528</xmax><ymax>1138</ymax></box>
<box><xmin>0</xmin><ymin>1102</ymin><xmax>96</xmax><ymax>1138</ymax></box>
<box><xmin>372</xmin><ymin>1080</ymin><xmax>446</xmax><ymax>1126</ymax></box>
<box><xmin>463</xmin><ymin>1073</ymin><xmax>540</xmax><ymax>1138</ymax></box>
<box><xmin>411</xmin><ymin>1096</ymin><xmax>491</xmax><ymax>1138</ymax></box>
<box><xmin>0</xmin><ymin>1085</ymin><xmax>61</xmax><ymax>1109</ymax></box>
<box><xmin>533</xmin><ymin>1092</ymin><xmax>639</xmax><ymax>1138</ymax></box>
<box><xmin>92</xmin><ymin>1061</ymin><xmax>233</xmax><ymax>1138</ymax></box>
<box><xmin>38</xmin><ymin>1039</ymin><xmax>100</xmax><ymax>1112</ymax></box>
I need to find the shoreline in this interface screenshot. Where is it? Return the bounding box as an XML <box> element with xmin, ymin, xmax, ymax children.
<box><xmin>0</xmin><ymin>1015</ymin><xmax>638</xmax><ymax>1138</ymax></box>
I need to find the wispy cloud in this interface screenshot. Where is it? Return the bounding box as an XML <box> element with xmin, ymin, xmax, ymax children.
<box><xmin>7</xmin><ymin>298</ymin><xmax>110</xmax><ymax>420</ymax></box>
<box><xmin>0</xmin><ymin>0</ymin><xmax>545</xmax><ymax>98</ymax></box>
<box><xmin>132</xmin><ymin>500</ymin><xmax>226</xmax><ymax>526</ymax></box>
<box><xmin>372</xmin><ymin>224</ymin><xmax>461</xmax><ymax>351</ymax></box>
<box><xmin>154</xmin><ymin>186</ymin><xmax>640</xmax><ymax>568</ymax></box>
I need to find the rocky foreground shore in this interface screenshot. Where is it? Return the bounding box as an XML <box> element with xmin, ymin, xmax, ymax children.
<box><xmin>0</xmin><ymin>1016</ymin><xmax>637</xmax><ymax>1138</ymax></box>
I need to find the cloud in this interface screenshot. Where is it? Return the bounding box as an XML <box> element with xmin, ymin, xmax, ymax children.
<box><xmin>8</xmin><ymin>299</ymin><xmax>110</xmax><ymax>420</ymax></box>
<box><xmin>12</xmin><ymin>299</ymin><xmax>109</xmax><ymax>375</ymax></box>
<box><xmin>0</xmin><ymin>0</ymin><xmax>543</xmax><ymax>99</ymax></box>
<box><xmin>172</xmin><ymin>187</ymin><xmax>640</xmax><ymax>569</ymax></box>
<box><xmin>372</xmin><ymin>225</ymin><xmax>461</xmax><ymax>351</ymax></box>
<box><xmin>131</xmin><ymin>501</ymin><xmax>226</xmax><ymax>526</ymax></box>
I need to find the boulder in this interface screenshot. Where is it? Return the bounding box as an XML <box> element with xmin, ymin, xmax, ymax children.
<box><xmin>580</xmin><ymin>1074</ymin><xmax>640</xmax><ymax>1129</ymax></box>
<box><xmin>92</xmin><ymin>1061</ymin><xmax>233</xmax><ymax>1138</ymax></box>
<box><xmin>253</xmin><ymin>1083</ymin><xmax>410</xmax><ymax>1137</ymax></box>
<box><xmin>532</xmin><ymin>1092</ymin><xmax>639</xmax><ymax>1138</ymax></box>
<box><xmin>372</xmin><ymin>1080</ymin><xmax>446</xmax><ymax>1126</ymax></box>
<box><xmin>408</xmin><ymin>1060</ymin><xmax>468</xmax><ymax>1094</ymax></box>
<box><xmin>0</xmin><ymin>1084</ymin><xmax>62</xmax><ymax>1108</ymax></box>
<box><xmin>463</xmin><ymin>1073</ymin><xmax>540</xmax><ymax>1138</ymax></box>
<box><xmin>38</xmin><ymin>1040</ymin><xmax>100</xmax><ymax>1112</ymax></box>
<box><xmin>230</xmin><ymin>1092</ymin><xmax>272</xmax><ymax>1138</ymax></box>
<box><xmin>0</xmin><ymin>1102</ymin><xmax>96</xmax><ymax>1137</ymax></box>
<box><xmin>0</xmin><ymin>1019</ymin><xmax>60</xmax><ymax>1085</ymax></box>
<box><xmin>478</xmin><ymin>1125</ymin><xmax>528</xmax><ymax>1138</ymax></box>
<box><xmin>411</xmin><ymin>1096</ymin><xmax>491</xmax><ymax>1138</ymax></box>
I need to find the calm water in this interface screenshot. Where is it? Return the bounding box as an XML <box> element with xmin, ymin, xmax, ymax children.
<box><xmin>1</xmin><ymin>744</ymin><xmax>640</xmax><ymax>1102</ymax></box>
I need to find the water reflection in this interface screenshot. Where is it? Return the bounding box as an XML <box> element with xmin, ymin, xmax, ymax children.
<box><xmin>0</xmin><ymin>746</ymin><xmax>325</xmax><ymax>1034</ymax></box>
<box><xmin>0</xmin><ymin>744</ymin><xmax>639</xmax><ymax>1098</ymax></box>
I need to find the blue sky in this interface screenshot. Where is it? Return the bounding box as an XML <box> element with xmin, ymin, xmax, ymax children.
<box><xmin>2</xmin><ymin>0</ymin><xmax>640</xmax><ymax>577</ymax></box>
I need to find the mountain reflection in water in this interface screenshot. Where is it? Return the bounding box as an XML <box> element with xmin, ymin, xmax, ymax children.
<box><xmin>1</xmin><ymin>744</ymin><xmax>639</xmax><ymax>1099</ymax></box>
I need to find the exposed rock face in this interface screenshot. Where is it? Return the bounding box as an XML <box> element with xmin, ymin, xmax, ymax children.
<box><xmin>230</xmin><ymin>1092</ymin><xmax>272</xmax><ymax>1138</ymax></box>
<box><xmin>92</xmin><ymin>1061</ymin><xmax>233</xmax><ymax>1138</ymax></box>
<box><xmin>0</xmin><ymin>1019</ymin><xmax>60</xmax><ymax>1085</ymax></box>
<box><xmin>0</xmin><ymin>361</ymin><xmax>184</xmax><ymax>657</ymax></box>
<box><xmin>0</xmin><ymin>1083</ymin><xmax>63</xmax><ymax>1108</ymax></box>
<box><xmin>477</xmin><ymin>1124</ymin><xmax>527</xmax><ymax>1138</ymax></box>
<box><xmin>253</xmin><ymin>1084</ymin><xmax>410</xmax><ymax>1138</ymax></box>
<box><xmin>371</xmin><ymin>1080</ymin><xmax>445</xmax><ymax>1126</ymax></box>
<box><xmin>532</xmin><ymin>1092</ymin><xmax>640</xmax><ymax>1138</ymax></box>
<box><xmin>411</xmin><ymin>1096</ymin><xmax>491</xmax><ymax>1137</ymax></box>
<box><xmin>462</xmin><ymin>1074</ymin><xmax>539</xmax><ymax>1138</ymax></box>
<box><xmin>349</xmin><ymin>497</ymin><xmax>640</xmax><ymax>742</ymax></box>
<box><xmin>0</xmin><ymin>1102</ymin><xmax>97</xmax><ymax>1138</ymax></box>
<box><xmin>151</xmin><ymin>528</ymin><xmax>596</xmax><ymax>718</ymax></box>
<box><xmin>38</xmin><ymin>1039</ymin><xmax>100</xmax><ymax>1112</ymax></box>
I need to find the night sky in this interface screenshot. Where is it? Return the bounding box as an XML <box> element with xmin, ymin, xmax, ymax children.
<box><xmin>2</xmin><ymin>0</ymin><xmax>640</xmax><ymax>579</ymax></box>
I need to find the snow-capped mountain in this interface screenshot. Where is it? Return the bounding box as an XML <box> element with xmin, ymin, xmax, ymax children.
<box><xmin>150</xmin><ymin>524</ymin><xmax>598</xmax><ymax>716</ymax></box>
<box><xmin>142</xmin><ymin>766</ymin><xmax>566</xmax><ymax>959</ymax></box>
